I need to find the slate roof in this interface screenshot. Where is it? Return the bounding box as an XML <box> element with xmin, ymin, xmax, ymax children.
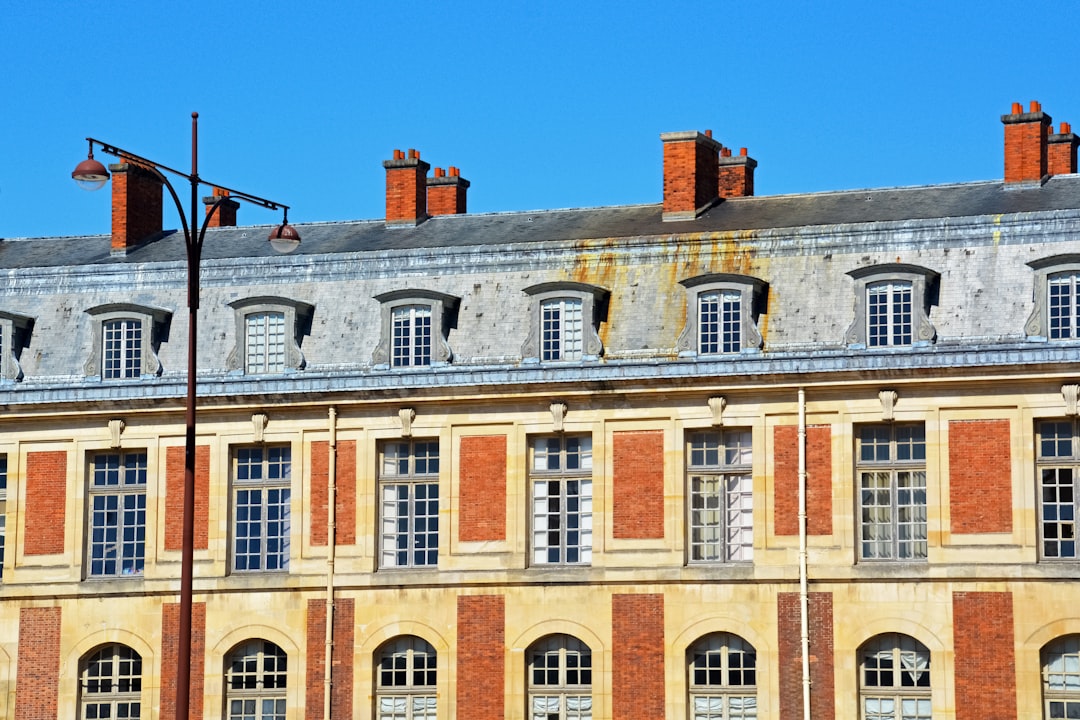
<box><xmin>3</xmin><ymin>175</ymin><xmax>1080</xmax><ymax>269</ymax></box>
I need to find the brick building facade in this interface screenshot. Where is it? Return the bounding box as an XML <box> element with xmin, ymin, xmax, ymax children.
<box><xmin>0</xmin><ymin>101</ymin><xmax>1079</xmax><ymax>719</ymax></box>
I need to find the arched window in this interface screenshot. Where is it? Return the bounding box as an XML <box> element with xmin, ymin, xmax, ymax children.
<box><xmin>79</xmin><ymin>644</ymin><xmax>142</xmax><ymax>720</ymax></box>
<box><xmin>376</xmin><ymin>636</ymin><xmax>437</xmax><ymax>720</ymax></box>
<box><xmin>225</xmin><ymin>640</ymin><xmax>287</xmax><ymax>720</ymax></box>
<box><xmin>859</xmin><ymin>634</ymin><xmax>930</xmax><ymax>720</ymax></box>
<box><xmin>1043</xmin><ymin>635</ymin><xmax>1080</xmax><ymax>718</ymax></box>
<box><xmin>527</xmin><ymin>634</ymin><xmax>592</xmax><ymax>720</ymax></box>
<box><xmin>687</xmin><ymin>633</ymin><xmax>756</xmax><ymax>719</ymax></box>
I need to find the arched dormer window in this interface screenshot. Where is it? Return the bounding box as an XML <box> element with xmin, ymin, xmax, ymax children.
<box><xmin>677</xmin><ymin>273</ymin><xmax>767</xmax><ymax>357</ymax></box>
<box><xmin>372</xmin><ymin>289</ymin><xmax>460</xmax><ymax>369</ymax></box>
<box><xmin>521</xmin><ymin>283</ymin><xmax>609</xmax><ymax>363</ymax></box>
<box><xmin>85</xmin><ymin>303</ymin><xmax>171</xmax><ymax>379</ymax></box>
<box><xmin>0</xmin><ymin>311</ymin><xmax>33</xmax><ymax>382</ymax></box>
<box><xmin>845</xmin><ymin>264</ymin><xmax>938</xmax><ymax>348</ymax></box>
<box><xmin>1026</xmin><ymin>255</ymin><xmax>1080</xmax><ymax>341</ymax></box>
<box><xmin>227</xmin><ymin>297</ymin><xmax>314</xmax><ymax>375</ymax></box>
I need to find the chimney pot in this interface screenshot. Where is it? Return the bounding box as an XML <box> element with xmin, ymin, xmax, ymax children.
<box><xmin>1012</xmin><ymin>102</ymin><xmax>1023</xmax><ymax>115</ymax></box>
<box><xmin>1062</xmin><ymin>122</ymin><xmax>1071</xmax><ymax>134</ymax></box>
<box><xmin>434</xmin><ymin>167</ymin><xmax>445</xmax><ymax>178</ymax></box>
<box><xmin>740</xmin><ymin>147</ymin><xmax>748</xmax><ymax>156</ymax></box>
<box><xmin>705</xmin><ymin>129</ymin><xmax>713</xmax><ymax>138</ymax></box>
<box><xmin>1031</xmin><ymin>100</ymin><xmax>1041</xmax><ymax>113</ymax></box>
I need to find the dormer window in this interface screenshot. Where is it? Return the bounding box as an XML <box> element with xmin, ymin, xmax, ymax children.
<box><xmin>372</xmin><ymin>290</ymin><xmax>460</xmax><ymax>369</ymax></box>
<box><xmin>228</xmin><ymin>297</ymin><xmax>314</xmax><ymax>375</ymax></box>
<box><xmin>521</xmin><ymin>283</ymin><xmax>608</xmax><ymax>363</ymax></box>
<box><xmin>1026</xmin><ymin>256</ymin><xmax>1080</xmax><ymax>341</ymax></box>
<box><xmin>677</xmin><ymin>274</ymin><xmax>767</xmax><ymax>357</ymax></box>
<box><xmin>0</xmin><ymin>311</ymin><xmax>33</xmax><ymax>382</ymax></box>
<box><xmin>845</xmin><ymin>264</ymin><xmax>938</xmax><ymax>349</ymax></box>
<box><xmin>85</xmin><ymin>304</ymin><xmax>171</xmax><ymax>380</ymax></box>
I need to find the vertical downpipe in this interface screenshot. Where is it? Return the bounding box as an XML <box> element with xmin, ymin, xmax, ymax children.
<box><xmin>798</xmin><ymin>388</ymin><xmax>811</xmax><ymax>720</ymax></box>
<box><xmin>324</xmin><ymin>407</ymin><xmax>338</xmax><ymax>720</ymax></box>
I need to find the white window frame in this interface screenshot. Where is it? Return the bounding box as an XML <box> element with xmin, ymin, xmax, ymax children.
<box><xmin>376</xmin><ymin>636</ymin><xmax>437</xmax><ymax>720</ymax></box>
<box><xmin>688</xmin><ymin>633</ymin><xmax>758</xmax><ymax>720</ymax></box>
<box><xmin>687</xmin><ymin>430</ymin><xmax>753</xmax><ymax>563</ymax></box>
<box><xmin>227</xmin><ymin>297</ymin><xmax>313</xmax><ymax>375</ymax></box>
<box><xmin>845</xmin><ymin>265</ymin><xmax>938</xmax><ymax>349</ymax></box>
<box><xmin>87</xmin><ymin>450</ymin><xmax>147</xmax><ymax>578</ymax></box>
<box><xmin>528</xmin><ymin>635</ymin><xmax>592</xmax><ymax>720</ymax></box>
<box><xmin>1036</xmin><ymin>420</ymin><xmax>1080</xmax><ymax>560</ymax></box>
<box><xmin>677</xmin><ymin>274</ymin><xmax>767</xmax><ymax>357</ymax></box>
<box><xmin>80</xmin><ymin>644</ymin><xmax>143</xmax><ymax>720</ymax></box>
<box><xmin>379</xmin><ymin>440</ymin><xmax>440</xmax><ymax>569</ymax></box>
<box><xmin>225</xmin><ymin>640</ymin><xmax>288</xmax><ymax>720</ymax></box>
<box><xmin>245</xmin><ymin>311</ymin><xmax>287</xmax><ymax>374</ymax></box>
<box><xmin>530</xmin><ymin>436</ymin><xmax>593</xmax><ymax>565</ymax></box>
<box><xmin>859</xmin><ymin>634</ymin><xmax>931</xmax><ymax>720</ymax></box>
<box><xmin>232</xmin><ymin>445</ymin><xmax>292</xmax><ymax>573</ymax></box>
<box><xmin>1026</xmin><ymin>257</ymin><xmax>1080</xmax><ymax>341</ymax></box>
<box><xmin>85</xmin><ymin>304</ymin><xmax>170</xmax><ymax>379</ymax></box>
<box><xmin>856</xmin><ymin>424</ymin><xmax>928</xmax><ymax>562</ymax></box>
<box><xmin>522</xmin><ymin>283</ymin><xmax>608</xmax><ymax>363</ymax></box>
<box><xmin>372</xmin><ymin>290</ymin><xmax>459</xmax><ymax>369</ymax></box>
<box><xmin>1043</xmin><ymin>635</ymin><xmax>1080</xmax><ymax>719</ymax></box>
<box><xmin>541</xmin><ymin>297</ymin><xmax>584</xmax><ymax>361</ymax></box>
<box><xmin>0</xmin><ymin>311</ymin><xmax>33</xmax><ymax>382</ymax></box>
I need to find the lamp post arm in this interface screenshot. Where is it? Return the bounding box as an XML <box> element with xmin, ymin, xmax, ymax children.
<box><xmin>86</xmin><ymin>139</ymin><xmax>289</xmax><ymax>214</ymax></box>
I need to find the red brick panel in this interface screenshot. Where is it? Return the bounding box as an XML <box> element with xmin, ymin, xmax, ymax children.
<box><xmin>612</xmin><ymin>431</ymin><xmax>665</xmax><ymax>539</ymax></box>
<box><xmin>953</xmin><ymin>592</ymin><xmax>1017</xmax><ymax>720</ymax></box>
<box><xmin>164</xmin><ymin>445</ymin><xmax>210</xmax><ymax>551</ymax></box>
<box><xmin>15</xmin><ymin>606</ymin><xmax>61</xmax><ymax>720</ymax></box>
<box><xmin>306</xmin><ymin>598</ymin><xmax>355</xmax><ymax>720</ymax></box>
<box><xmin>457</xmin><ymin>595</ymin><xmax>505</xmax><ymax>720</ymax></box>
<box><xmin>948</xmin><ymin>419</ymin><xmax>1012</xmax><ymax>534</ymax></box>
<box><xmin>774</xmin><ymin>425</ymin><xmax>833</xmax><ymax>536</ymax></box>
<box><xmin>459</xmin><ymin>436</ymin><xmax>507</xmax><ymax>542</ymax></box>
<box><xmin>24</xmin><ymin>451</ymin><xmax>67</xmax><ymax>555</ymax></box>
<box><xmin>161</xmin><ymin>602</ymin><xmax>205</xmax><ymax>720</ymax></box>
<box><xmin>612</xmin><ymin>594</ymin><xmax>664</xmax><ymax>720</ymax></box>
<box><xmin>310</xmin><ymin>440</ymin><xmax>358</xmax><ymax>546</ymax></box>
<box><xmin>778</xmin><ymin>592</ymin><xmax>835</xmax><ymax>720</ymax></box>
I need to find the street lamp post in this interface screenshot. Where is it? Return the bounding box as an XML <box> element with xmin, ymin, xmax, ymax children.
<box><xmin>73</xmin><ymin>112</ymin><xmax>300</xmax><ymax>720</ymax></box>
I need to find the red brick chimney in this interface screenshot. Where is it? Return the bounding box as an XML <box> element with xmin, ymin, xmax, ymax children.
<box><xmin>1049</xmin><ymin>121</ymin><xmax>1079</xmax><ymax>176</ymax></box>
<box><xmin>384</xmin><ymin>148</ymin><xmax>430</xmax><ymax>227</ymax></box>
<box><xmin>427</xmin><ymin>166</ymin><xmax>470</xmax><ymax>216</ymax></box>
<box><xmin>203</xmin><ymin>187</ymin><xmax>240</xmax><ymax>227</ymax></box>
<box><xmin>718</xmin><ymin>146</ymin><xmax>757</xmax><ymax>198</ymax></box>
<box><xmin>661</xmin><ymin>130</ymin><xmax>722</xmax><ymax>220</ymax></box>
<box><xmin>1002</xmin><ymin>100</ymin><xmax>1051</xmax><ymax>185</ymax></box>
<box><xmin>110</xmin><ymin>161</ymin><xmax>163</xmax><ymax>253</ymax></box>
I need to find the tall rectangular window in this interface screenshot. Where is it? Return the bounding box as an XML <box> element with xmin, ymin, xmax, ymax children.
<box><xmin>698</xmin><ymin>291</ymin><xmax>742</xmax><ymax>355</ymax></box>
<box><xmin>102</xmin><ymin>319</ymin><xmax>142</xmax><ymax>379</ymax></box>
<box><xmin>867</xmin><ymin>281</ymin><xmax>913</xmax><ymax>347</ymax></box>
<box><xmin>379</xmin><ymin>440</ymin><xmax>439</xmax><ymax>568</ymax></box>
<box><xmin>233</xmin><ymin>446</ymin><xmax>291</xmax><ymax>572</ymax></box>
<box><xmin>857</xmin><ymin>425</ymin><xmax>927</xmax><ymax>560</ymax></box>
<box><xmin>88</xmin><ymin>451</ymin><xmax>147</xmax><ymax>577</ymax></box>
<box><xmin>245</xmin><ymin>312</ymin><xmax>287</xmax><ymax>374</ymax></box>
<box><xmin>1037</xmin><ymin>420</ymin><xmax>1080</xmax><ymax>559</ymax></box>
<box><xmin>541</xmin><ymin>298</ymin><xmax>584</xmax><ymax>362</ymax></box>
<box><xmin>531</xmin><ymin>436</ymin><xmax>592</xmax><ymax>565</ymax></box>
<box><xmin>392</xmin><ymin>305</ymin><xmax>433</xmax><ymax>367</ymax></box>
<box><xmin>1049</xmin><ymin>273</ymin><xmax>1080</xmax><ymax>340</ymax></box>
<box><xmin>687</xmin><ymin>430</ymin><xmax>753</xmax><ymax>562</ymax></box>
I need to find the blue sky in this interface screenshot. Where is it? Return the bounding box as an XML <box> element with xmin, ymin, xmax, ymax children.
<box><xmin>2</xmin><ymin>1</ymin><xmax>1078</xmax><ymax>239</ymax></box>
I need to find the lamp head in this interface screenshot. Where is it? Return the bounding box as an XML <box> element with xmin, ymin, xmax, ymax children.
<box><xmin>268</xmin><ymin>222</ymin><xmax>301</xmax><ymax>254</ymax></box>
<box><xmin>72</xmin><ymin>154</ymin><xmax>110</xmax><ymax>191</ymax></box>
